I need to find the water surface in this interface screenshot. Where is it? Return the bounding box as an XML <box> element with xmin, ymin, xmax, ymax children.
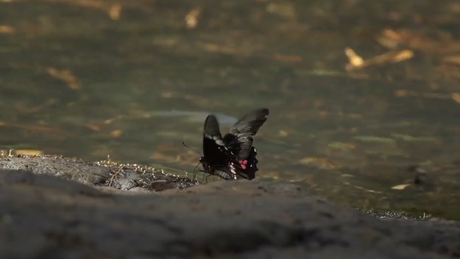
<box><xmin>1</xmin><ymin>0</ymin><xmax>460</xmax><ymax>219</ymax></box>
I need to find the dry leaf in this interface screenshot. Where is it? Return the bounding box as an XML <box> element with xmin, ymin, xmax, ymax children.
<box><xmin>47</xmin><ymin>67</ymin><xmax>80</xmax><ymax>89</ymax></box>
<box><xmin>345</xmin><ymin>48</ymin><xmax>364</xmax><ymax>67</ymax></box>
<box><xmin>110</xmin><ymin>130</ymin><xmax>123</xmax><ymax>138</ymax></box>
<box><xmin>452</xmin><ymin>93</ymin><xmax>460</xmax><ymax>104</ymax></box>
<box><xmin>185</xmin><ymin>8</ymin><xmax>201</xmax><ymax>29</ymax></box>
<box><xmin>391</xmin><ymin>50</ymin><xmax>414</xmax><ymax>63</ymax></box>
<box><xmin>345</xmin><ymin>47</ymin><xmax>413</xmax><ymax>71</ymax></box>
<box><xmin>85</xmin><ymin>124</ymin><xmax>101</xmax><ymax>132</ymax></box>
<box><xmin>394</xmin><ymin>90</ymin><xmax>409</xmax><ymax>97</ymax></box>
<box><xmin>278</xmin><ymin>130</ymin><xmax>289</xmax><ymax>137</ymax></box>
<box><xmin>0</xmin><ymin>25</ymin><xmax>14</xmax><ymax>34</ymax></box>
<box><xmin>391</xmin><ymin>184</ymin><xmax>411</xmax><ymax>190</ymax></box>
<box><xmin>15</xmin><ymin>149</ymin><xmax>44</xmax><ymax>156</ymax></box>
<box><xmin>379</xmin><ymin>29</ymin><xmax>460</xmax><ymax>55</ymax></box>
<box><xmin>108</xmin><ymin>4</ymin><xmax>122</xmax><ymax>20</ymax></box>
<box><xmin>443</xmin><ymin>55</ymin><xmax>460</xmax><ymax>64</ymax></box>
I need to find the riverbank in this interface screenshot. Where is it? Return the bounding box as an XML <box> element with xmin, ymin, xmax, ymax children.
<box><xmin>0</xmin><ymin>154</ymin><xmax>458</xmax><ymax>258</ymax></box>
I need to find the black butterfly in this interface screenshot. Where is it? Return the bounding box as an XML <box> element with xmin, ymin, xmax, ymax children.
<box><xmin>199</xmin><ymin>108</ymin><xmax>269</xmax><ymax>180</ymax></box>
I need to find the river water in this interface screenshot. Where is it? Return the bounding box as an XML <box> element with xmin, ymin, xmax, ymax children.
<box><xmin>1</xmin><ymin>0</ymin><xmax>460</xmax><ymax>219</ymax></box>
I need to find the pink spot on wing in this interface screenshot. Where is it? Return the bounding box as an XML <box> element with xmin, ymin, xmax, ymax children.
<box><xmin>239</xmin><ymin>160</ymin><xmax>248</xmax><ymax>169</ymax></box>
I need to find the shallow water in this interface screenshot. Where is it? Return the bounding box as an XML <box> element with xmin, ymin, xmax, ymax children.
<box><xmin>1</xmin><ymin>0</ymin><xmax>460</xmax><ymax>219</ymax></box>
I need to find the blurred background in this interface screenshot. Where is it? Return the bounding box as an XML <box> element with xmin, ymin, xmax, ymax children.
<box><xmin>1</xmin><ymin>0</ymin><xmax>460</xmax><ymax>219</ymax></box>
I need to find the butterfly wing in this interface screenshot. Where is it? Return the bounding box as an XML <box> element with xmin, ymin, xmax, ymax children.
<box><xmin>203</xmin><ymin>114</ymin><xmax>225</xmax><ymax>153</ymax></box>
<box><xmin>224</xmin><ymin>108</ymin><xmax>269</xmax><ymax>160</ymax></box>
<box><xmin>200</xmin><ymin>115</ymin><xmax>238</xmax><ymax>180</ymax></box>
<box><xmin>238</xmin><ymin>147</ymin><xmax>258</xmax><ymax>180</ymax></box>
<box><xmin>230</xmin><ymin>108</ymin><xmax>270</xmax><ymax>136</ymax></box>
<box><xmin>222</xmin><ymin>108</ymin><xmax>269</xmax><ymax>180</ymax></box>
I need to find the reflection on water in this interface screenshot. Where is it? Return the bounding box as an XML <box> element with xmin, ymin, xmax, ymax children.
<box><xmin>1</xmin><ymin>0</ymin><xmax>460</xmax><ymax>219</ymax></box>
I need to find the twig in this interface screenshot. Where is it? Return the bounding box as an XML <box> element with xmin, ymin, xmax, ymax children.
<box><xmin>108</xmin><ymin>165</ymin><xmax>124</xmax><ymax>187</ymax></box>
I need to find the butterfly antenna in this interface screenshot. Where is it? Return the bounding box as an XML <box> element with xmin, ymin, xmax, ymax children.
<box><xmin>182</xmin><ymin>141</ymin><xmax>202</xmax><ymax>156</ymax></box>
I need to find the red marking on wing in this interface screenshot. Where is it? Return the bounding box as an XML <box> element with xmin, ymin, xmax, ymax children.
<box><xmin>239</xmin><ymin>160</ymin><xmax>248</xmax><ymax>169</ymax></box>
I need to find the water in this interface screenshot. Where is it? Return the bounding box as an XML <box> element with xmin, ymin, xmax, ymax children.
<box><xmin>1</xmin><ymin>0</ymin><xmax>460</xmax><ymax>219</ymax></box>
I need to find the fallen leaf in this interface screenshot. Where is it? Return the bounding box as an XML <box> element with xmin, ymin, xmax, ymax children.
<box><xmin>185</xmin><ymin>8</ymin><xmax>201</xmax><ymax>29</ymax></box>
<box><xmin>85</xmin><ymin>124</ymin><xmax>101</xmax><ymax>132</ymax></box>
<box><xmin>0</xmin><ymin>25</ymin><xmax>14</xmax><ymax>34</ymax></box>
<box><xmin>443</xmin><ymin>55</ymin><xmax>460</xmax><ymax>65</ymax></box>
<box><xmin>452</xmin><ymin>93</ymin><xmax>460</xmax><ymax>104</ymax></box>
<box><xmin>110</xmin><ymin>130</ymin><xmax>123</xmax><ymax>138</ymax></box>
<box><xmin>345</xmin><ymin>47</ymin><xmax>413</xmax><ymax>71</ymax></box>
<box><xmin>278</xmin><ymin>130</ymin><xmax>289</xmax><ymax>137</ymax></box>
<box><xmin>391</xmin><ymin>50</ymin><xmax>414</xmax><ymax>63</ymax></box>
<box><xmin>345</xmin><ymin>48</ymin><xmax>364</xmax><ymax>68</ymax></box>
<box><xmin>15</xmin><ymin>149</ymin><xmax>44</xmax><ymax>156</ymax></box>
<box><xmin>47</xmin><ymin>67</ymin><xmax>80</xmax><ymax>89</ymax></box>
<box><xmin>108</xmin><ymin>4</ymin><xmax>122</xmax><ymax>20</ymax></box>
<box><xmin>394</xmin><ymin>90</ymin><xmax>409</xmax><ymax>97</ymax></box>
<box><xmin>391</xmin><ymin>184</ymin><xmax>411</xmax><ymax>190</ymax></box>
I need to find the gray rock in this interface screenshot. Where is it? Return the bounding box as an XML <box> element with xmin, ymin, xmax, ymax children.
<box><xmin>0</xmin><ymin>155</ymin><xmax>199</xmax><ymax>192</ymax></box>
<box><xmin>0</xmin><ymin>169</ymin><xmax>458</xmax><ymax>259</ymax></box>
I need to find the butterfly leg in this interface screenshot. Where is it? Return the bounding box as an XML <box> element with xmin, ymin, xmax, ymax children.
<box><xmin>192</xmin><ymin>170</ymin><xmax>197</xmax><ymax>181</ymax></box>
<box><xmin>206</xmin><ymin>173</ymin><xmax>219</xmax><ymax>183</ymax></box>
<box><xmin>204</xmin><ymin>173</ymin><xmax>208</xmax><ymax>183</ymax></box>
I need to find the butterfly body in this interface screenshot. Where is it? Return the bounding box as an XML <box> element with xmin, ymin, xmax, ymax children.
<box><xmin>199</xmin><ymin>108</ymin><xmax>269</xmax><ymax>180</ymax></box>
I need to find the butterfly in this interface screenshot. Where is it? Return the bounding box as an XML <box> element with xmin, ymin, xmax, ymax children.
<box><xmin>199</xmin><ymin>108</ymin><xmax>269</xmax><ymax>180</ymax></box>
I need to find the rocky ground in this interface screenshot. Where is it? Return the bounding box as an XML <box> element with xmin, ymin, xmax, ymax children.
<box><xmin>0</xmin><ymin>154</ymin><xmax>199</xmax><ymax>192</ymax></box>
<box><xmin>0</xmin><ymin>155</ymin><xmax>459</xmax><ymax>259</ymax></box>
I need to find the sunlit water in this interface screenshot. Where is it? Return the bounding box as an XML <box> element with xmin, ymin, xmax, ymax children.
<box><xmin>1</xmin><ymin>0</ymin><xmax>460</xmax><ymax>219</ymax></box>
